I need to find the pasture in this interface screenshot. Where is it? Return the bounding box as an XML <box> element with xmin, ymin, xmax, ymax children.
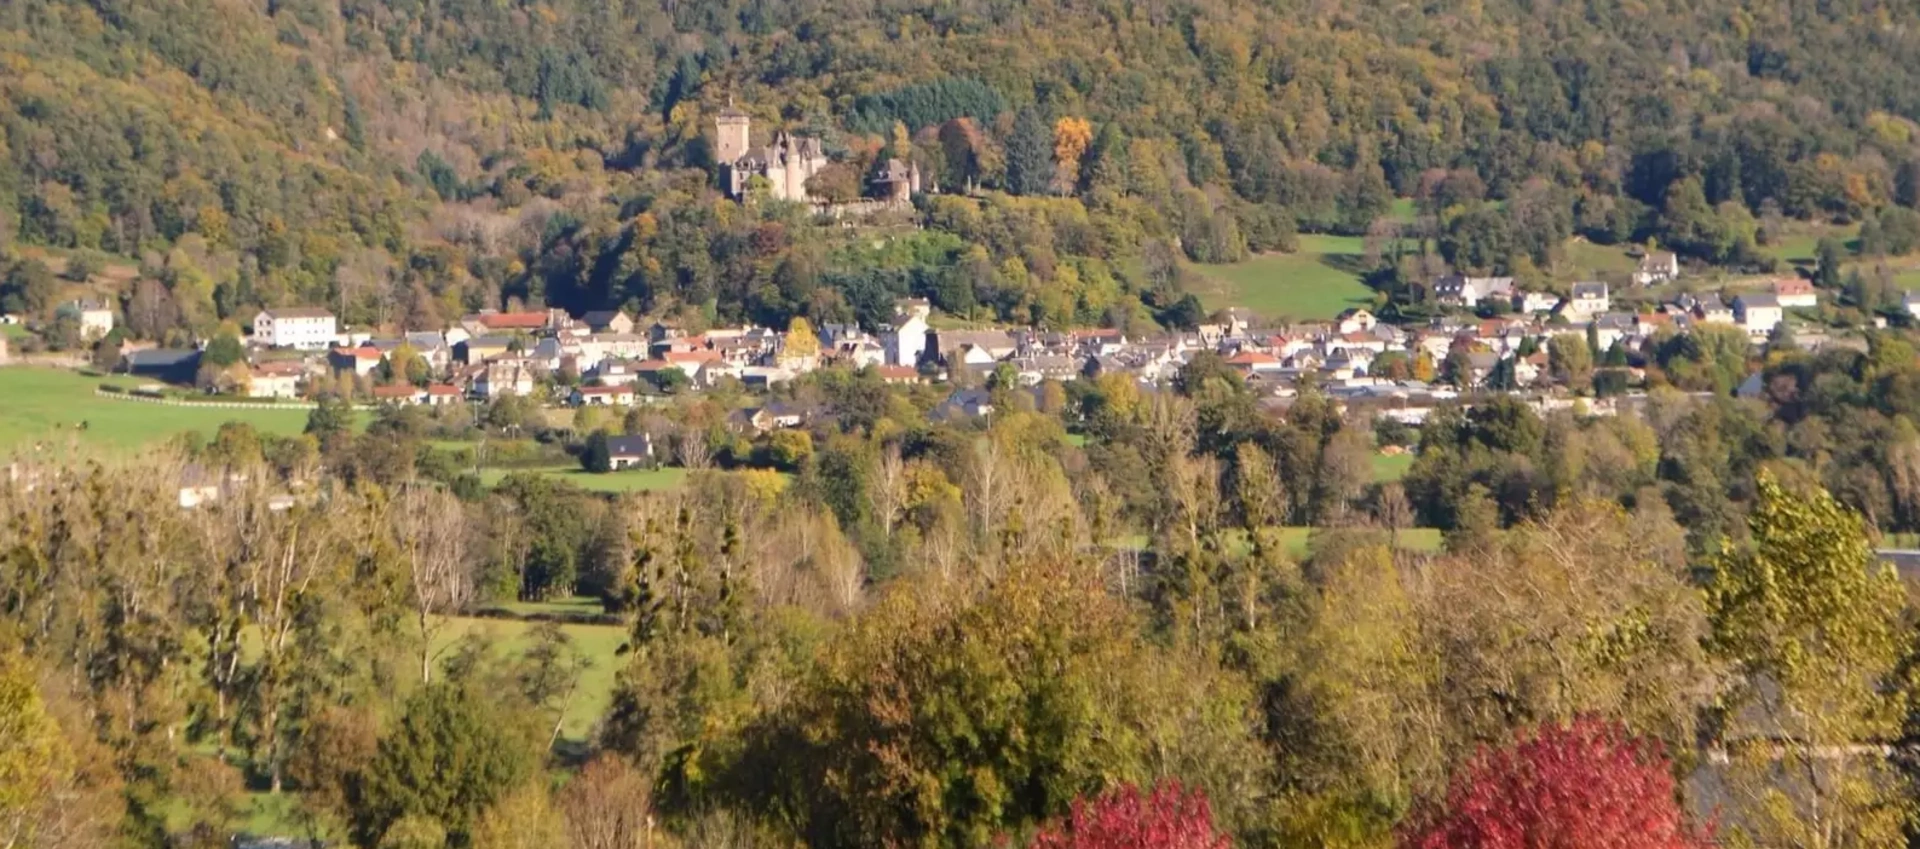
<box><xmin>1193</xmin><ymin>234</ymin><xmax>1375</xmax><ymax>320</ymax></box>
<box><xmin>0</xmin><ymin>367</ymin><xmax>315</xmax><ymax>453</ymax></box>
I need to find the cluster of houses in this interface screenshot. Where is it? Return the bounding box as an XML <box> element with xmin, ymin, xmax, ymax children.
<box><xmin>109</xmin><ymin>266</ymin><xmax>1851</xmax><ymax>430</ymax></box>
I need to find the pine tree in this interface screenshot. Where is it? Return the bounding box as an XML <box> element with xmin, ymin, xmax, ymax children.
<box><xmin>1004</xmin><ymin>106</ymin><xmax>1054</xmax><ymax>196</ymax></box>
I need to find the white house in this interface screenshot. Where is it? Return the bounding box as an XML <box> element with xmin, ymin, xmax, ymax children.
<box><xmin>1433</xmin><ymin>275</ymin><xmax>1515</xmax><ymax>309</ymax></box>
<box><xmin>1632</xmin><ymin>251</ymin><xmax>1679</xmax><ymax>286</ymax></box>
<box><xmin>1773</xmin><ymin>278</ymin><xmax>1819</xmax><ymax>309</ymax></box>
<box><xmin>253</xmin><ymin>307</ymin><xmax>337</xmax><ymax>350</ymax></box>
<box><xmin>1512</xmin><ymin>290</ymin><xmax>1560</xmax><ymax>314</ymax></box>
<box><xmin>885</xmin><ymin>299</ymin><xmax>930</xmax><ymax>367</ymax></box>
<box><xmin>1734</xmin><ymin>293</ymin><xmax>1783</xmax><ymax>336</ymax></box>
<box><xmin>63</xmin><ymin>301</ymin><xmax>115</xmax><ymax>341</ymax></box>
<box><xmin>1562</xmin><ymin>282</ymin><xmax>1610</xmax><ymax>320</ymax></box>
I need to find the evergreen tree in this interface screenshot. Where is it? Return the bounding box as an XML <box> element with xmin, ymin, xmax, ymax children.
<box><xmin>1004</xmin><ymin>106</ymin><xmax>1054</xmax><ymax>196</ymax></box>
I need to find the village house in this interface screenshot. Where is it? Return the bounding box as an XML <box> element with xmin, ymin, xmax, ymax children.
<box><xmin>871</xmin><ymin>158</ymin><xmax>924</xmax><ymax>205</ymax></box>
<box><xmin>60</xmin><ymin>300</ymin><xmax>115</xmax><ymax>341</ymax></box>
<box><xmin>372</xmin><ymin>384</ymin><xmax>427</xmax><ymax>405</ymax></box>
<box><xmin>1632</xmin><ymin>251</ymin><xmax>1680</xmax><ymax>286</ymax></box>
<box><xmin>458</xmin><ymin>335</ymin><xmax>513</xmax><ymax>364</ymax></box>
<box><xmin>604</xmin><ymin>435</ymin><xmax>655</xmax><ymax>470</ymax></box>
<box><xmin>253</xmin><ymin>307</ymin><xmax>336</xmax><ymax>350</ymax></box>
<box><xmin>1561</xmin><ymin>282</ymin><xmax>1610</xmax><ymax>320</ymax></box>
<box><xmin>1433</xmin><ymin>275</ymin><xmax>1515</xmax><ymax>309</ymax></box>
<box><xmin>876</xmin><ymin>364</ymin><xmax>921</xmax><ymax>384</ymax></box>
<box><xmin>465</xmin><ymin>310</ymin><xmax>554</xmax><ymax>335</ymax></box>
<box><xmin>425</xmin><ymin>384</ymin><xmax>464</xmax><ymax>406</ymax></box>
<box><xmin>330</xmin><ymin>345</ymin><xmax>384</xmax><ymax>378</ymax></box>
<box><xmin>473</xmin><ymin>359</ymin><xmax>535</xmax><ymax>398</ymax></box>
<box><xmin>885</xmin><ymin>299</ymin><xmax>932</xmax><ymax>367</ymax></box>
<box><xmin>1773</xmin><ymin>278</ymin><xmax>1818</xmax><ymax>308</ymax></box>
<box><xmin>1733</xmin><ymin>293</ymin><xmax>1783</xmax><ymax>336</ymax></box>
<box><xmin>246</xmin><ymin>361</ymin><xmax>305</xmax><ymax>399</ymax></box>
<box><xmin>933</xmin><ymin>329</ymin><xmax>1018</xmax><ymax>365</ymax></box>
<box><xmin>1335</xmin><ymin>308</ymin><xmax>1378</xmax><ymax>335</ymax></box>
<box><xmin>571</xmin><ymin>384</ymin><xmax>635</xmax><ymax>407</ymax></box>
<box><xmin>581</xmin><ymin>309</ymin><xmax>636</xmax><ymax>335</ymax></box>
<box><xmin>1512</xmin><ymin>290</ymin><xmax>1560</xmax><ymax>314</ymax></box>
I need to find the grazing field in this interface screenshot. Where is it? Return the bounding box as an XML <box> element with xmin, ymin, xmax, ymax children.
<box><xmin>1560</xmin><ymin>240</ymin><xmax>1639</xmax><ymax>279</ymax></box>
<box><xmin>1193</xmin><ymin>234</ymin><xmax>1375</xmax><ymax>320</ymax></box>
<box><xmin>0</xmin><ymin>367</ymin><xmax>316</xmax><ymax>453</ymax></box>
<box><xmin>436</xmin><ymin>613</ymin><xmax>628</xmax><ymax>740</ymax></box>
<box><xmin>479</xmin><ymin>464</ymin><xmax>688</xmax><ymax>493</ymax></box>
<box><xmin>1763</xmin><ymin>224</ymin><xmax>1859</xmax><ymax>266</ymax></box>
<box><xmin>1371</xmin><ymin>451</ymin><xmax>1414</xmax><ymax>482</ymax></box>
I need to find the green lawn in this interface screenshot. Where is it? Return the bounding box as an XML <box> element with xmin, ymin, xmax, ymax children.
<box><xmin>0</xmin><ymin>367</ymin><xmax>317</xmax><ymax>453</ymax></box>
<box><xmin>1371</xmin><ymin>452</ymin><xmax>1414</xmax><ymax>482</ymax></box>
<box><xmin>437</xmin><ymin>615</ymin><xmax>629</xmax><ymax>740</ymax></box>
<box><xmin>1193</xmin><ymin>235</ymin><xmax>1375</xmax><ymax>320</ymax></box>
<box><xmin>479</xmin><ymin>464</ymin><xmax>689</xmax><ymax>493</ymax></box>
<box><xmin>1560</xmin><ymin>240</ymin><xmax>1639</xmax><ymax>279</ymax></box>
<box><xmin>1763</xmin><ymin>223</ymin><xmax>1860</xmax><ymax>266</ymax></box>
<box><xmin>0</xmin><ymin>323</ymin><xmax>27</xmax><ymax>341</ymax></box>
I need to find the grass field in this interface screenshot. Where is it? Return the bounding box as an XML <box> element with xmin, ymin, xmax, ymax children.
<box><xmin>1193</xmin><ymin>234</ymin><xmax>1375</xmax><ymax>320</ymax></box>
<box><xmin>0</xmin><ymin>367</ymin><xmax>318</xmax><ymax>453</ymax></box>
<box><xmin>1371</xmin><ymin>452</ymin><xmax>1414</xmax><ymax>482</ymax></box>
<box><xmin>478</xmin><ymin>464</ymin><xmax>688</xmax><ymax>493</ymax></box>
<box><xmin>1560</xmin><ymin>239</ymin><xmax>1639</xmax><ymax>279</ymax></box>
<box><xmin>1763</xmin><ymin>223</ymin><xmax>1860</xmax><ymax>266</ymax></box>
<box><xmin>437</xmin><ymin>613</ymin><xmax>628</xmax><ymax>740</ymax></box>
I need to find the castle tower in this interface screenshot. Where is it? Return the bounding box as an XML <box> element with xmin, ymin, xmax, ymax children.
<box><xmin>715</xmin><ymin>104</ymin><xmax>750</xmax><ymax>166</ymax></box>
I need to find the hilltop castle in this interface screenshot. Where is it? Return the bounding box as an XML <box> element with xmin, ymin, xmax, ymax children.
<box><xmin>715</xmin><ymin>106</ymin><xmax>829</xmax><ymax>203</ymax></box>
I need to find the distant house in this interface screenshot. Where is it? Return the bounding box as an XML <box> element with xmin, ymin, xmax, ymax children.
<box><xmin>62</xmin><ymin>300</ymin><xmax>115</xmax><ymax>341</ymax></box>
<box><xmin>886</xmin><ymin>300</ymin><xmax>932</xmax><ymax>367</ymax></box>
<box><xmin>932</xmin><ymin>389</ymin><xmax>996</xmax><ymax>422</ymax></box>
<box><xmin>474</xmin><ymin>360</ymin><xmax>534</xmax><ymax>398</ymax></box>
<box><xmin>1691</xmin><ymin>294</ymin><xmax>1735</xmax><ymax>324</ymax></box>
<box><xmin>121</xmin><ymin>348</ymin><xmax>201</xmax><ymax>383</ymax></box>
<box><xmin>253</xmin><ymin>307</ymin><xmax>337</xmax><ymax>350</ymax></box>
<box><xmin>932</xmin><ymin>329</ymin><xmax>1017</xmax><ymax>365</ymax></box>
<box><xmin>425</xmin><ymin>384</ymin><xmax>464</xmax><ymax>406</ymax></box>
<box><xmin>372</xmin><ymin>384</ymin><xmax>426</xmax><ymax>404</ymax></box>
<box><xmin>1512</xmin><ymin>290</ymin><xmax>1560</xmax><ymax>314</ymax></box>
<box><xmin>1907</xmin><ymin>291</ymin><xmax>1920</xmax><ymax>317</ymax></box>
<box><xmin>1734</xmin><ymin>293</ymin><xmax>1783</xmax><ymax>336</ymax></box>
<box><xmin>246</xmin><ymin>361</ymin><xmax>305</xmax><ymax>399</ymax></box>
<box><xmin>571</xmin><ymin>384</ymin><xmax>636</xmax><ymax>407</ymax></box>
<box><xmin>1433</xmin><ymin>275</ymin><xmax>1515</xmax><ymax>309</ymax></box>
<box><xmin>330</xmin><ymin>345</ymin><xmax>383</xmax><ymax>378</ymax></box>
<box><xmin>1773</xmin><ymin>278</ymin><xmax>1818</xmax><ymax>308</ymax></box>
<box><xmin>1562</xmin><ymin>282</ymin><xmax>1610</xmax><ymax>320</ymax></box>
<box><xmin>457</xmin><ymin>336</ymin><xmax>513</xmax><ymax>364</ymax></box>
<box><xmin>1632</xmin><ymin>251</ymin><xmax>1680</xmax><ymax>286</ymax></box>
<box><xmin>581</xmin><ymin>310</ymin><xmax>636</xmax><ymax>335</ymax></box>
<box><xmin>471</xmin><ymin>311</ymin><xmax>552</xmax><ymax>334</ymax></box>
<box><xmin>605</xmin><ymin>435</ymin><xmax>655</xmax><ymax>470</ymax></box>
<box><xmin>1335</xmin><ymin>308</ymin><xmax>1377</xmax><ymax>335</ymax></box>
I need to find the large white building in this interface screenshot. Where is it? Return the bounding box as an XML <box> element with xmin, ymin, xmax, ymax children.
<box><xmin>252</xmin><ymin>307</ymin><xmax>337</xmax><ymax>350</ymax></box>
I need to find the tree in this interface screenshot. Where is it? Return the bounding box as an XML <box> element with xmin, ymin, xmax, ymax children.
<box><xmin>305</xmin><ymin>395</ymin><xmax>355</xmax><ymax>441</ymax></box>
<box><xmin>1029</xmin><ymin>783</ymin><xmax>1228</xmax><ymax>849</ymax></box>
<box><xmin>203</xmin><ymin>325</ymin><xmax>245</xmax><ymax>368</ymax></box>
<box><xmin>1705</xmin><ymin>473</ymin><xmax>1912</xmax><ymax>848</ymax></box>
<box><xmin>1815</xmin><ymin>237</ymin><xmax>1846</xmax><ymax>289</ymax></box>
<box><xmin>1548</xmin><ymin>333</ymin><xmax>1593</xmax><ymax>390</ymax></box>
<box><xmin>1400</xmin><ymin>719</ymin><xmax>1711</xmax><ymax>849</ymax></box>
<box><xmin>784</xmin><ymin>316</ymin><xmax>820</xmax><ymax>360</ymax></box>
<box><xmin>0</xmin><ymin>650</ymin><xmax>75</xmax><ymax>848</ymax></box>
<box><xmin>351</xmin><ymin>682</ymin><xmax>537</xmax><ymax>848</ymax></box>
<box><xmin>559</xmin><ymin>756</ymin><xmax>656</xmax><ymax>849</ymax></box>
<box><xmin>0</xmin><ymin>260</ymin><xmax>56</xmax><ymax>316</ymax></box>
<box><xmin>1053</xmin><ymin>116</ymin><xmax>1094</xmax><ymax>192</ymax></box>
<box><xmin>392</xmin><ymin>485</ymin><xmax>473</xmax><ymax>683</ymax></box>
<box><xmin>1005</xmin><ymin>107</ymin><xmax>1054</xmax><ymax>196</ymax></box>
<box><xmin>581</xmin><ymin>431</ymin><xmax>613</xmax><ymax>473</ymax></box>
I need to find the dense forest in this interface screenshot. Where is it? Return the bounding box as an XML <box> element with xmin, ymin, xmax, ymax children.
<box><xmin>2</xmin><ymin>363</ymin><xmax>1914</xmax><ymax>849</ymax></box>
<box><xmin>10</xmin><ymin>0</ymin><xmax>1920</xmax><ymax>334</ymax></box>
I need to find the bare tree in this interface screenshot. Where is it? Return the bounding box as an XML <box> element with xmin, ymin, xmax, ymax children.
<box><xmin>559</xmin><ymin>756</ymin><xmax>655</xmax><ymax>849</ymax></box>
<box><xmin>392</xmin><ymin>483</ymin><xmax>472</xmax><ymax>683</ymax></box>
<box><xmin>676</xmin><ymin>425</ymin><xmax>713</xmax><ymax>471</ymax></box>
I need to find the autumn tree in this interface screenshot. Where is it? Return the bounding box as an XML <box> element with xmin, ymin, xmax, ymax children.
<box><xmin>1053</xmin><ymin>117</ymin><xmax>1093</xmax><ymax>194</ymax></box>
<box><xmin>1705</xmin><ymin>473</ymin><xmax>1913</xmax><ymax>848</ymax></box>
<box><xmin>1005</xmin><ymin>107</ymin><xmax>1054</xmax><ymax>196</ymax></box>
<box><xmin>1029</xmin><ymin>782</ymin><xmax>1229</xmax><ymax>849</ymax></box>
<box><xmin>1399</xmin><ymin>719</ymin><xmax>1710</xmax><ymax>849</ymax></box>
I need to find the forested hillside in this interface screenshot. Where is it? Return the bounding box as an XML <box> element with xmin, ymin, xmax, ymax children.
<box><xmin>8</xmin><ymin>0</ymin><xmax>1920</xmax><ymax>333</ymax></box>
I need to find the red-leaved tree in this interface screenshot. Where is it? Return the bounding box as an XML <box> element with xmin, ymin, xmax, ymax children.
<box><xmin>1029</xmin><ymin>782</ymin><xmax>1230</xmax><ymax>849</ymax></box>
<box><xmin>1401</xmin><ymin>718</ymin><xmax>1711</xmax><ymax>849</ymax></box>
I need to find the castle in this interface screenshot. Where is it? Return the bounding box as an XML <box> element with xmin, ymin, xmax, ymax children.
<box><xmin>715</xmin><ymin>106</ymin><xmax>829</xmax><ymax>203</ymax></box>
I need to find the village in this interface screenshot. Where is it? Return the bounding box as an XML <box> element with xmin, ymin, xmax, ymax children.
<box><xmin>51</xmin><ymin>253</ymin><xmax>1872</xmax><ymax>443</ymax></box>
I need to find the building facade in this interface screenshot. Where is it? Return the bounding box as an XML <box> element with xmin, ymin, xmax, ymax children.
<box><xmin>253</xmin><ymin>307</ymin><xmax>337</xmax><ymax>350</ymax></box>
<box><xmin>715</xmin><ymin>108</ymin><xmax>829</xmax><ymax>202</ymax></box>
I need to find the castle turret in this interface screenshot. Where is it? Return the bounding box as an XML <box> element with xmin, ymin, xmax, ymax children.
<box><xmin>715</xmin><ymin>105</ymin><xmax>750</xmax><ymax>166</ymax></box>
